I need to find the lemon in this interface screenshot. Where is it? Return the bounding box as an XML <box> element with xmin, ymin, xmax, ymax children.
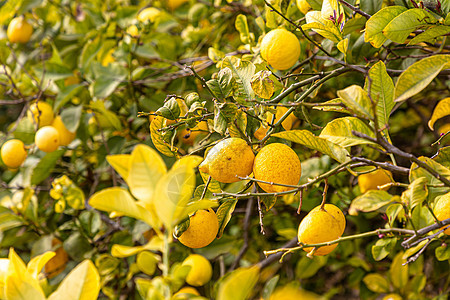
<box><xmin>181</xmin><ymin>254</ymin><xmax>212</xmax><ymax>286</ymax></box>
<box><xmin>270</xmin><ymin>285</ymin><xmax>320</xmax><ymax>300</ymax></box>
<box><xmin>126</xmin><ymin>25</ymin><xmax>139</xmax><ymax>38</ymax></box>
<box><xmin>168</xmin><ymin>0</ymin><xmax>188</xmax><ymax>10</ymax></box>
<box><xmin>298</xmin><ymin>205</ymin><xmax>345</xmax><ymax>256</ymax></box>
<box><xmin>383</xmin><ymin>294</ymin><xmax>403</xmax><ymax>300</ymax></box>
<box><xmin>358</xmin><ymin>168</ymin><xmax>393</xmax><ymax>194</ymax></box>
<box><xmin>7</xmin><ymin>16</ymin><xmax>33</xmax><ymax>43</ymax></box>
<box><xmin>173</xmin><ymin>287</ymin><xmax>200</xmax><ymax>299</ymax></box>
<box><xmin>52</xmin><ymin>116</ymin><xmax>76</xmax><ymax>146</ymax></box>
<box><xmin>1</xmin><ymin>139</ymin><xmax>27</xmax><ymax>169</ymax></box>
<box><xmin>178</xmin><ymin>209</ymin><xmax>219</xmax><ymax>248</ymax></box>
<box><xmin>28</xmin><ymin>101</ymin><xmax>54</xmax><ymax>128</ymax></box>
<box><xmin>44</xmin><ymin>238</ymin><xmax>69</xmax><ymax>278</ymax></box>
<box><xmin>253</xmin><ymin>143</ymin><xmax>301</xmax><ymax>193</ymax></box>
<box><xmin>179</xmin><ymin>121</ymin><xmax>208</xmax><ymax>146</ymax></box>
<box><xmin>310</xmin><ymin>204</ymin><xmax>346</xmax><ymax>236</ymax></box>
<box><xmin>260</xmin><ymin>28</ymin><xmax>300</xmax><ymax>70</ymax></box>
<box><xmin>35</xmin><ymin>126</ymin><xmax>60</xmax><ymax>153</ymax></box>
<box><xmin>254</xmin><ymin>106</ymin><xmax>297</xmax><ymax>140</ymax></box>
<box><xmin>434</xmin><ymin>192</ymin><xmax>450</xmax><ymax>235</ymax></box>
<box><xmin>296</xmin><ymin>0</ymin><xmax>312</xmax><ymax>14</ymax></box>
<box><xmin>137</xmin><ymin>7</ymin><xmax>161</xmax><ymax>23</ymax></box>
<box><xmin>199</xmin><ymin>138</ymin><xmax>255</xmax><ymax>183</ymax></box>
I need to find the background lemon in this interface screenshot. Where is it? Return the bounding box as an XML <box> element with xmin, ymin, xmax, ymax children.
<box><xmin>298</xmin><ymin>205</ymin><xmax>344</xmax><ymax>256</ymax></box>
<box><xmin>7</xmin><ymin>16</ymin><xmax>33</xmax><ymax>43</ymax></box>
<box><xmin>35</xmin><ymin>126</ymin><xmax>60</xmax><ymax>153</ymax></box>
<box><xmin>383</xmin><ymin>294</ymin><xmax>403</xmax><ymax>300</ymax></box>
<box><xmin>270</xmin><ymin>285</ymin><xmax>320</xmax><ymax>300</ymax></box>
<box><xmin>254</xmin><ymin>106</ymin><xmax>297</xmax><ymax>140</ymax></box>
<box><xmin>310</xmin><ymin>204</ymin><xmax>346</xmax><ymax>236</ymax></box>
<box><xmin>28</xmin><ymin>101</ymin><xmax>54</xmax><ymax>128</ymax></box>
<box><xmin>1</xmin><ymin>139</ymin><xmax>27</xmax><ymax>169</ymax></box>
<box><xmin>138</xmin><ymin>7</ymin><xmax>161</xmax><ymax>23</ymax></box>
<box><xmin>433</xmin><ymin>192</ymin><xmax>450</xmax><ymax>235</ymax></box>
<box><xmin>296</xmin><ymin>0</ymin><xmax>312</xmax><ymax>14</ymax></box>
<box><xmin>358</xmin><ymin>168</ymin><xmax>393</xmax><ymax>193</ymax></box>
<box><xmin>181</xmin><ymin>254</ymin><xmax>212</xmax><ymax>286</ymax></box>
<box><xmin>126</xmin><ymin>25</ymin><xmax>139</xmax><ymax>38</ymax></box>
<box><xmin>173</xmin><ymin>287</ymin><xmax>200</xmax><ymax>299</ymax></box>
<box><xmin>198</xmin><ymin>138</ymin><xmax>254</xmax><ymax>183</ymax></box>
<box><xmin>260</xmin><ymin>28</ymin><xmax>300</xmax><ymax>70</ymax></box>
<box><xmin>253</xmin><ymin>143</ymin><xmax>301</xmax><ymax>193</ymax></box>
<box><xmin>52</xmin><ymin>116</ymin><xmax>76</xmax><ymax>146</ymax></box>
<box><xmin>178</xmin><ymin>121</ymin><xmax>208</xmax><ymax>146</ymax></box>
<box><xmin>178</xmin><ymin>209</ymin><xmax>219</xmax><ymax>248</ymax></box>
<box><xmin>168</xmin><ymin>0</ymin><xmax>188</xmax><ymax>10</ymax></box>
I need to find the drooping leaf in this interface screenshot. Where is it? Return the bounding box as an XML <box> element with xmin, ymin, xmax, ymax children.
<box><xmin>48</xmin><ymin>260</ymin><xmax>100</xmax><ymax>300</ymax></box>
<box><xmin>216</xmin><ymin>199</ymin><xmax>238</xmax><ymax>238</ymax></box>
<box><xmin>235</xmin><ymin>14</ymin><xmax>252</xmax><ymax>44</ymax></box>
<box><xmin>150</xmin><ymin>116</ymin><xmax>179</xmax><ymax>158</ymax></box>
<box><xmin>27</xmin><ymin>251</ymin><xmax>56</xmax><ymax>279</ymax></box>
<box><xmin>386</xmin><ymin>203</ymin><xmax>404</xmax><ymax>227</ymax></box>
<box><xmin>61</xmin><ymin>105</ymin><xmax>82</xmax><ymax>133</ymax></box>
<box><xmin>217</xmin><ymin>266</ymin><xmax>260</xmax><ymax>300</ymax></box>
<box><xmin>0</xmin><ymin>207</ymin><xmax>23</xmax><ymax>232</ymax></box>
<box><xmin>319</xmin><ymin>117</ymin><xmax>376</xmax><ymax>147</ymax></box>
<box><xmin>295</xmin><ymin>256</ymin><xmax>328</xmax><ymax>279</ymax></box>
<box><xmin>409</xmin><ymin>25</ymin><xmax>450</xmax><ymax>45</ymax></box>
<box><xmin>349</xmin><ymin>190</ymin><xmax>393</xmax><ymax>213</ymax></box>
<box><xmin>336</xmin><ymin>85</ymin><xmax>373</xmax><ymax>120</ymax></box>
<box><xmin>111</xmin><ymin>237</ymin><xmax>163</xmax><ymax>258</ymax></box>
<box><xmin>272</xmin><ymin>130</ymin><xmax>350</xmax><ymax>163</ymax></box>
<box><xmin>90</xmin><ymin>101</ymin><xmax>122</xmax><ymax>130</ymax></box>
<box><xmin>428</xmin><ymin>97</ymin><xmax>450</xmax><ymax>130</ymax></box>
<box><xmin>401</xmin><ymin>177</ymin><xmax>428</xmax><ymax>210</ymax></box>
<box><xmin>0</xmin><ymin>0</ymin><xmax>23</xmax><ymax>24</ymax></box>
<box><xmin>394</xmin><ymin>55</ymin><xmax>450</xmax><ymax>102</ymax></box>
<box><xmin>435</xmin><ymin>244</ymin><xmax>450</xmax><ymax>261</ymax></box>
<box><xmin>206</xmin><ymin>68</ymin><xmax>234</xmax><ymax>100</ymax></box>
<box><xmin>364</xmin><ymin>6</ymin><xmax>408</xmax><ymax>48</ymax></box>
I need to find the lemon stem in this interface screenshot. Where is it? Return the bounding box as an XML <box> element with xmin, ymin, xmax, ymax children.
<box><xmin>319</xmin><ymin>179</ymin><xmax>328</xmax><ymax>211</ymax></box>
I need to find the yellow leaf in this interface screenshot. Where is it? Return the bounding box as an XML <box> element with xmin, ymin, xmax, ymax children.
<box><xmin>337</xmin><ymin>38</ymin><xmax>348</xmax><ymax>55</ymax></box>
<box><xmin>428</xmin><ymin>97</ymin><xmax>450</xmax><ymax>130</ymax></box>
<box><xmin>106</xmin><ymin>154</ymin><xmax>130</xmax><ymax>181</ymax></box>
<box><xmin>128</xmin><ymin>144</ymin><xmax>167</xmax><ymax>203</ymax></box>
<box><xmin>217</xmin><ymin>266</ymin><xmax>260</xmax><ymax>300</ymax></box>
<box><xmin>321</xmin><ymin>0</ymin><xmax>339</xmax><ymax>20</ymax></box>
<box><xmin>150</xmin><ymin>116</ymin><xmax>179</xmax><ymax>157</ymax></box>
<box><xmin>48</xmin><ymin>260</ymin><xmax>100</xmax><ymax>300</ymax></box>
<box><xmin>172</xmin><ymin>155</ymin><xmax>203</xmax><ymax>170</ymax></box>
<box><xmin>111</xmin><ymin>236</ymin><xmax>164</xmax><ymax>258</ymax></box>
<box><xmin>136</xmin><ymin>251</ymin><xmax>159</xmax><ymax>276</ymax></box>
<box><xmin>5</xmin><ymin>249</ymin><xmax>45</xmax><ymax>300</ymax></box>
<box><xmin>27</xmin><ymin>251</ymin><xmax>56</xmax><ymax>279</ymax></box>
<box><xmin>0</xmin><ymin>259</ymin><xmax>9</xmax><ymax>299</ymax></box>
<box><xmin>89</xmin><ymin>187</ymin><xmax>156</xmax><ymax>227</ymax></box>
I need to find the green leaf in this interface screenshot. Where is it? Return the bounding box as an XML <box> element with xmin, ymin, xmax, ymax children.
<box><xmin>394</xmin><ymin>55</ymin><xmax>450</xmax><ymax>102</ymax></box>
<box><xmin>360</xmin><ymin>0</ymin><xmax>382</xmax><ymax>15</ymax></box>
<box><xmin>319</xmin><ymin>117</ymin><xmax>376</xmax><ymax>147</ymax></box>
<box><xmin>435</xmin><ymin>244</ymin><xmax>450</xmax><ymax>261</ymax></box>
<box><xmin>79</xmin><ymin>38</ymin><xmax>102</xmax><ymax>71</ymax></box>
<box><xmin>401</xmin><ymin>177</ymin><xmax>428</xmax><ymax>210</ymax></box>
<box><xmin>303</xmin><ymin>11</ymin><xmax>342</xmax><ymax>43</ymax></box>
<box><xmin>260</xmin><ymin>194</ymin><xmax>277</xmax><ymax>211</ymax></box>
<box><xmin>63</xmin><ymin>232</ymin><xmax>92</xmax><ymax>261</ymax></box>
<box><xmin>150</xmin><ymin>116</ymin><xmax>179</xmax><ymax>158</ymax></box>
<box><xmin>92</xmin><ymin>63</ymin><xmax>128</xmax><ymax>99</ymax></box>
<box><xmin>409</xmin><ymin>25</ymin><xmax>450</xmax><ymax>45</ymax></box>
<box><xmin>48</xmin><ymin>260</ymin><xmax>100</xmax><ymax>300</ymax></box>
<box><xmin>251</xmin><ymin>70</ymin><xmax>274</xmax><ymax>100</ymax></box>
<box><xmin>206</xmin><ymin>68</ymin><xmax>234</xmax><ymax>99</ymax></box>
<box><xmin>295</xmin><ymin>255</ymin><xmax>327</xmax><ymax>279</ymax></box>
<box><xmin>337</xmin><ymin>85</ymin><xmax>373</xmax><ymax>120</ymax></box>
<box><xmin>216</xmin><ymin>199</ymin><xmax>237</xmax><ymax>238</ymax></box>
<box><xmin>54</xmin><ymin>84</ymin><xmax>84</xmax><ymax>110</ymax></box>
<box><xmin>363</xmin><ymin>273</ymin><xmax>389</xmax><ymax>293</ymax></box>
<box><xmin>90</xmin><ymin>101</ymin><xmax>122</xmax><ymax>130</ymax></box>
<box><xmin>111</xmin><ymin>237</ymin><xmax>163</xmax><ymax>258</ymax></box>
<box><xmin>411</xmin><ymin>204</ymin><xmax>434</xmax><ymax>229</ymax></box>
<box><xmin>386</xmin><ymin>203</ymin><xmax>404</xmax><ymax>227</ymax></box>
<box><xmin>200</xmin><ymin>171</ymin><xmax>223</xmax><ymax>193</ymax></box>
<box><xmin>389</xmin><ymin>252</ymin><xmax>408</xmax><ymax>289</ymax></box>
<box><xmin>235</xmin><ymin>14</ymin><xmax>252</xmax><ymax>44</ymax></box>
<box><xmin>222</xmin><ymin>57</ymin><xmax>255</xmax><ymax>105</ymax></box>
<box><xmin>214</xmin><ymin>103</ymin><xmax>237</xmax><ymax>135</ymax></box>
<box><xmin>33</xmin><ymin>63</ymin><xmax>73</xmax><ymax>81</ymax></box>
<box><xmin>272</xmin><ymin>130</ymin><xmax>350</xmax><ymax>163</ymax></box>
<box><xmin>428</xmin><ymin>97</ymin><xmax>450</xmax><ymax>130</ymax></box>
<box><xmin>30</xmin><ymin>149</ymin><xmax>65</xmax><ymax>185</ymax></box>
<box><xmin>383</xmin><ymin>8</ymin><xmax>437</xmax><ymax>44</ymax></box>
<box><xmin>261</xmin><ymin>275</ymin><xmax>279</xmax><ymax>300</ymax></box>
<box><xmin>128</xmin><ymin>144</ymin><xmax>167</xmax><ymax>203</ymax></box>
<box><xmin>337</xmin><ymin>38</ymin><xmax>348</xmax><ymax>55</ymax></box>
<box><xmin>312</xmin><ymin>98</ymin><xmax>352</xmax><ymax>114</ymax></box>
<box><xmin>342</xmin><ymin>16</ymin><xmax>367</xmax><ymax>36</ymax></box>
<box><xmin>0</xmin><ymin>0</ymin><xmax>23</xmax><ymax>24</ymax></box>
<box><xmin>409</xmin><ymin>156</ymin><xmax>450</xmax><ymax>186</ymax></box>
<box><xmin>61</xmin><ymin>106</ymin><xmax>82</xmax><ymax>133</ymax></box>
<box><xmin>364</xmin><ymin>6</ymin><xmax>407</xmax><ymax>48</ymax></box>
<box><xmin>217</xmin><ymin>266</ymin><xmax>260</xmax><ymax>300</ymax></box>
<box><xmin>0</xmin><ymin>207</ymin><xmax>23</xmax><ymax>232</ymax></box>
<box><xmin>350</xmin><ymin>190</ymin><xmax>393</xmax><ymax>213</ymax></box>
<box><xmin>372</xmin><ymin>237</ymin><xmax>397</xmax><ymax>261</ymax></box>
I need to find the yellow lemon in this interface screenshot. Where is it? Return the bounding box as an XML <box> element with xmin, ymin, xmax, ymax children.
<box><xmin>178</xmin><ymin>121</ymin><xmax>208</xmax><ymax>146</ymax></box>
<box><xmin>198</xmin><ymin>138</ymin><xmax>255</xmax><ymax>183</ymax></box>
<box><xmin>28</xmin><ymin>101</ymin><xmax>54</xmax><ymax>128</ymax></box>
<box><xmin>7</xmin><ymin>16</ymin><xmax>33</xmax><ymax>43</ymax></box>
<box><xmin>168</xmin><ymin>0</ymin><xmax>189</xmax><ymax>10</ymax></box>
<box><xmin>182</xmin><ymin>254</ymin><xmax>212</xmax><ymax>286</ymax></box>
<box><xmin>383</xmin><ymin>294</ymin><xmax>403</xmax><ymax>300</ymax></box>
<box><xmin>35</xmin><ymin>126</ymin><xmax>60</xmax><ymax>153</ymax></box>
<box><xmin>260</xmin><ymin>28</ymin><xmax>300</xmax><ymax>70</ymax></box>
<box><xmin>127</xmin><ymin>25</ymin><xmax>139</xmax><ymax>38</ymax></box>
<box><xmin>137</xmin><ymin>7</ymin><xmax>161</xmax><ymax>23</ymax></box>
<box><xmin>173</xmin><ymin>287</ymin><xmax>200</xmax><ymax>299</ymax></box>
<box><xmin>310</xmin><ymin>204</ymin><xmax>346</xmax><ymax>236</ymax></box>
<box><xmin>297</xmin><ymin>205</ymin><xmax>344</xmax><ymax>256</ymax></box>
<box><xmin>253</xmin><ymin>143</ymin><xmax>301</xmax><ymax>193</ymax></box>
<box><xmin>358</xmin><ymin>168</ymin><xmax>393</xmax><ymax>194</ymax></box>
<box><xmin>296</xmin><ymin>0</ymin><xmax>312</xmax><ymax>14</ymax></box>
<box><xmin>254</xmin><ymin>106</ymin><xmax>297</xmax><ymax>140</ymax></box>
<box><xmin>44</xmin><ymin>238</ymin><xmax>69</xmax><ymax>278</ymax></box>
<box><xmin>1</xmin><ymin>139</ymin><xmax>27</xmax><ymax>169</ymax></box>
<box><xmin>52</xmin><ymin>116</ymin><xmax>76</xmax><ymax>146</ymax></box>
<box><xmin>434</xmin><ymin>192</ymin><xmax>450</xmax><ymax>235</ymax></box>
<box><xmin>178</xmin><ymin>209</ymin><xmax>219</xmax><ymax>249</ymax></box>
<box><xmin>270</xmin><ymin>285</ymin><xmax>320</xmax><ymax>300</ymax></box>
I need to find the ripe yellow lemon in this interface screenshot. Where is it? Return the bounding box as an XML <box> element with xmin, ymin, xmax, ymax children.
<box><xmin>173</xmin><ymin>287</ymin><xmax>200</xmax><ymax>299</ymax></box>
<box><xmin>7</xmin><ymin>16</ymin><xmax>33</xmax><ymax>43</ymax></box>
<box><xmin>178</xmin><ymin>209</ymin><xmax>219</xmax><ymax>248</ymax></box>
<box><xmin>28</xmin><ymin>101</ymin><xmax>54</xmax><ymax>128</ymax></box>
<box><xmin>168</xmin><ymin>0</ymin><xmax>188</xmax><ymax>10</ymax></box>
<box><xmin>137</xmin><ymin>7</ymin><xmax>161</xmax><ymax>23</ymax></box>
<box><xmin>434</xmin><ymin>192</ymin><xmax>450</xmax><ymax>235</ymax></box>
<box><xmin>35</xmin><ymin>126</ymin><xmax>60</xmax><ymax>153</ymax></box>
<box><xmin>179</xmin><ymin>121</ymin><xmax>208</xmax><ymax>146</ymax></box>
<box><xmin>296</xmin><ymin>0</ymin><xmax>312</xmax><ymax>14</ymax></box>
<box><xmin>270</xmin><ymin>285</ymin><xmax>320</xmax><ymax>300</ymax></box>
<box><xmin>253</xmin><ymin>143</ymin><xmax>301</xmax><ymax>193</ymax></box>
<box><xmin>254</xmin><ymin>106</ymin><xmax>297</xmax><ymax>140</ymax></box>
<box><xmin>1</xmin><ymin>139</ymin><xmax>27</xmax><ymax>169</ymax></box>
<box><xmin>358</xmin><ymin>168</ymin><xmax>393</xmax><ymax>194</ymax></box>
<box><xmin>52</xmin><ymin>116</ymin><xmax>76</xmax><ymax>146</ymax></box>
<box><xmin>260</xmin><ymin>28</ymin><xmax>300</xmax><ymax>70</ymax></box>
<box><xmin>310</xmin><ymin>204</ymin><xmax>346</xmax><ymax>236</ymax></box>
<box><xmin>298</xmin><ymin>205</ymin><xmax>344</xmax><ymax>256</ymax></box>
<box><xmin>198</xmin><ymin>138</ymin><xmax>255</xmax><ymax>183</ymax></box>
<box><xmin>181</xmin><ymin>254</ymin><xmax>212</xmax><ymax>286</ymax></box>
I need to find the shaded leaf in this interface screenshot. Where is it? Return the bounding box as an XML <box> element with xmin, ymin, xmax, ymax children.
<box><xmin>401</xmin><ymin>177</ymin><xmax>428</xmax><ymax>210</ymax></box>
<box><xmin>251</xmin><ymin>70</ymin><xmax>274</xmax><ymax>100</ymax></box>
<box><xmin>350</xmin><ymin>190</ymin><xmax>393</xmax><ymax>213</ymax></box>
<box><xmin>363</xmin><ymin>273</ymin><xmax>389</xmax><ymax>293</ymax></box>
<box><xmin>222</xmin><ymin>57</ymin><xmax>255</xmax><ymax>105</ymax></box>
<box><xmin>428</xmin><ymin>97</ymin><xmax>450</xmax><ymax>130</ymax></box>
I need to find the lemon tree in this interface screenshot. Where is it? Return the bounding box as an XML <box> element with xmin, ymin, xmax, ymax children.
<box><xmin>1</xmin><ymin>0</ymin><xmax>450</xmax><ymax>299</ymax></box>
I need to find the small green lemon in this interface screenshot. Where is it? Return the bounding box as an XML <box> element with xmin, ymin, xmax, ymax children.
<box><xmin>358</xmin><ymin>168</ymin><xmax>393</xmax><ymax>194</ymax></box>
<box><xmin>434</xmin><ymin>192</ymin><xmax>450</xmax><ymax>235</ymax></box>
<box><xmin>260</xmin><ymin>28</ymin><xmax>300</xmax><ymax>70</ymax></box>
<box><xmin>178</xmin><ymin>209</ymin><xmax>219</xmax><ymax>249</ymax></box>
<box><xmin>253</xmin><ymin>143</ymin><xmax>301</xmax><ymax>193</ymax></box>
<box><xmin>199</xmin><ymin>138</ymin><xmax>255</xmax><ymax>183</ymax></box>
<box><xmin>52</xmin><ymin>116</ymin><xmax>76</xmax><ymax>146</ymax></box>
<box><xmin>7</xmin><ymin>16</ymin><xmax>33</xmax><ymax>43</ymax></box>
<box><xmin>28</xmin><ymin>101</ymin><xmax>54</xmax><ymax>128</ymax></box>
<box><xmin>1</xmin><ymin>139</ymin><xmax>27</xmax><ymax>169</ymax></box>
<box><xmin>35</xmin><ymin>126</ymin><xmax>60</xmax><ymax>153</ymax></box>
<box><xmin>181</xmin><ymin>254</ymin><xmax>212</xmax><ymax>286</ymax></box>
